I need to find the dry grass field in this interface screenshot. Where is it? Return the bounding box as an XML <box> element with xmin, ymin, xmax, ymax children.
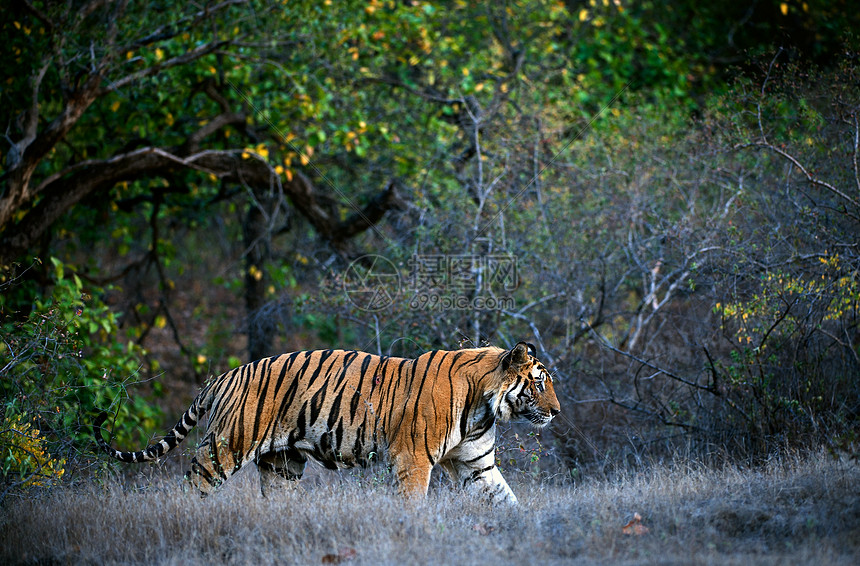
<box><xmin>2</xmin><ymin>452</ymin><xmax>858</xmax><ymax>565</ymax></box>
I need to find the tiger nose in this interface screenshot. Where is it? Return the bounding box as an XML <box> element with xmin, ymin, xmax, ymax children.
<box><xmin>550</xmin><ymin>406</ymin><xmax>560</xmax><ymax>416</ymax></box>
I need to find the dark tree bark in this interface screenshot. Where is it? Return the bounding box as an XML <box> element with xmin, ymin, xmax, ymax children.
<box><xmin>243</xmin><ymin>197</ymin><xmax>273</xmax><ymax>361</ymax></box>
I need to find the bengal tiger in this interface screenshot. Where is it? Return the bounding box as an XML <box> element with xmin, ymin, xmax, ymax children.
<box><xmin>93</xmin><ymin>342</ymin><xmax>560</xmax><ymax>504</ymax></box>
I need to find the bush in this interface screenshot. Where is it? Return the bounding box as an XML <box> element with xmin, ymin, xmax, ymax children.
<box><xmin>1</xmin><ymin>258</ymin><xmax>161</xmax><ymax>498</ymax></box>
<box><xmin>0</xmin><ymin>412</ymin><xmax>65</xmax><ymax>491</ymax></box>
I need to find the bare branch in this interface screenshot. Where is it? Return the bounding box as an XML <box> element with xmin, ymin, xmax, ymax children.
<box><xmin>101</xmin><ymin>39</ymin><xmax>232</xmax><ymax>95</ymax></box>
<box><xmin>585</xmin><ymin>322</ymin><xmax>715</xmax><ymax>393</ymax></box>
<box><xmin>853</xmin><ymin>112</ymin><xmax>860</xmax><ymax>197</ymax></box>
<box><xmin>736</xmin><ymin>141</ymin><xmax>860</xmax><ymax>218</ymax></box>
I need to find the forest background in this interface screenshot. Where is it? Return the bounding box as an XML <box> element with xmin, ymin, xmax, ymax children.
<box><xmin>1</xmin><ymin>0</ymin><xmax>859</xmax><ymax>504</ymax></box>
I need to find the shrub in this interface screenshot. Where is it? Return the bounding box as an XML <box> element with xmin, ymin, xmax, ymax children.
<box><xmin>1</xmin><ymin>258</ymin><xmax>161</xmax><ymax>499</ymax></box>
<box><xmin>0</xmin><ymin>412</ymin><xmax>65</xmax><ymax>491</ymax></box>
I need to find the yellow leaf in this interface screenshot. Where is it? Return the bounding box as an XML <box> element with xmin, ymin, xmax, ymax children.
<box><xmin>165</xmin><ymin>112</ymin><xmax>174</xmax><ymax>126</ymax></box>
<box><xmin>474</xmin><ymin>82</ymin><xmax>484</xmax><ymax>92</ymax></box>
<box><xmin>579</xmin><ymin>9</ymin><xmax>589</xmax><ymax>21</ymax></box>
<box><xmin>126</xmin><ymin>50</ymin><xmax>134</xmax><ymax>60</ymax></box>
<box><xmin>111</xmin><ymin>100</ymin><xmax>121</xmax><ymax>112</ymax></box>
<box><xmin>154</xmin><ymin>315</ymin><xmax>167</xmax><ymax>329</ymax></box>
<box><xmin>622</xmin><ymin>513</ymin><xmax>649</xmax><ymax>536</ymax></box>
<box><xmin>155</xmin><ymin>48</ymin><xmax>164</xmax><ymax>61</ymax></box>
<box><xmin>462</xmin><ymin>67</ymin><xmax>470</xmax><ymax>77</ymax></box>
<box><xmin>209</xmin><ymin>66</ymin><xmax>217</xmax><ymax>75</ymax></box>
<box><xmin>780</xmin><ymin>3</ymin><xmax>788</xmax><ymax>15</ymax></box>
<box><xmin>197</xmin><ymin>354</ymin><xmax>207</xmax><ymax>365</ymax></box>
<box><xmin>285</xmin><ymin>169</ymin><xmax>293</xmax><ymax>181</ymax></box>
<box><xmin>300</xmin><ymin>153</ymin><xmax>310</xmax><ymax>166</ymax></box>
<box><xmin>275</xmin><ymin>165</ymin><xmax>284</xmax><ymax>175</ymax></box>
<box><xmin>13</xmin><ymin>21</ymin><xmax>20</xmax><ymax>29</ymax></box>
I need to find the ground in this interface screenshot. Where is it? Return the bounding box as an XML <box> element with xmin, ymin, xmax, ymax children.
<box><xmin>1</xmin><ymin>451</ymin><xmax>858</xmax><ymax>565</ymax></box>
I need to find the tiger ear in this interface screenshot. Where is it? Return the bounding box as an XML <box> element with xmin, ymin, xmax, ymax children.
<box><xmin>501</xmin><ymin>342</ymin><xmax>531</xmax><ymax>371</ymax></box>
<box><xmin>511</xmin><ymin>342</ymin><xmax>530</xmax><ymax>366</ymax></box>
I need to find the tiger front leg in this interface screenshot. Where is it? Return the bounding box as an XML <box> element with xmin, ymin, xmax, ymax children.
<box><xmin>441</xmin><ymin>453</ymin><xmax>518</xmax><ymax>505</ymax></box>
<box><xmin>391</xmin><ymin>453</ymin><xmax>433</xmax><ymax>499</ymax></box>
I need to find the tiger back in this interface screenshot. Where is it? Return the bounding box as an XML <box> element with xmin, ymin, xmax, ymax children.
<box><xmin>93</xmin><ymin>341</ymin><xmax>560</xmax><ymax>504</ymax></box>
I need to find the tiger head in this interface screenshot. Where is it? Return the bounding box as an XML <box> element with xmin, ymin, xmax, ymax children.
<box><xmin>492</xmin><ymin>342</ymin><xmax>561</xmax><ymax>427</ymax></box>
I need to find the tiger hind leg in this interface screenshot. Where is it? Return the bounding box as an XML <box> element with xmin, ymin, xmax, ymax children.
<box><xmin>183</xmin><ymin>434</ymin><xmax>242</xmax><ymax>495</ymax></box>
<box><xmin>257</xmin><ymin>447</ymin><xmax>307</xmax><ymax>497</ymax></box>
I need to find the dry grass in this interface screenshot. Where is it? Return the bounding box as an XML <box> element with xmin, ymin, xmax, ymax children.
<box><xmin>2</xmin><ymin>452</ymin><xmax>859</xmax><ymax>565</ymax></box>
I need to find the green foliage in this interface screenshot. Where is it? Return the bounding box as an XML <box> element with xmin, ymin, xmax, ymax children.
<box><xmin>3</xmin><ymin>0</ymin><xmax>860</xmax><ymax>479</ymax></box>
<box><xmin>712</xmin><ymin>253</ymin><xmax>860</xmax><ymax>445</ymax></box>
<box><xmin>1</xmin><ymin>258</ymin><xmax>161</xmax><ymax>490</ymax></box>
<box><xmin>1</xmin><ymin>411</ymin><xmax>65</xmax><ymax>490</ymax></box>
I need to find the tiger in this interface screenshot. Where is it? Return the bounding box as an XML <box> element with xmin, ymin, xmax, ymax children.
<box><xmin>93</xmin><ymin>341</ymin><xmax>560</xmax><ymax>504</ymax></box>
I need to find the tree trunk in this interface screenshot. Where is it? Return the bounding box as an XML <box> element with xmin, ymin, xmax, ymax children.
<box><xmin>243</xmin><ymin>199</ymin><xmax>273</xmax><ymax>362</ymax></box>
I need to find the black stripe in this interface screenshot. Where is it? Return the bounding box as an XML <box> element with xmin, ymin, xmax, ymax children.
<box><xmin>327</xmin><ymin>388</ymin><xmax>343</xmax><ymax>431</ymax></box>
<box><xmin>257</xmin><ymin>354</ymin><xmax>295</xmax><ymax>447</ymax></box>
<box><xmin>308</xmin><ymin>383</ymin><xmax>327</xmax><ymax>426</ymax></box>
<box><xmin>273</xmin><ymin>352</ymin><xmax>309</xmax><ymax>427</ymax></box>
<box><xmin>424</xmin><ymin>433</ymin><xmax>436</xmax><ymax>466</ymax></box>
<box><xmin>462</xmin><ymin>445</ymin><xmax>495</xmax><ymax>464</ymax></box>
<box><xmin>306</xmin><ymin>349</ymin><xmax>335</xmax><ymax>388</ymax></box>
<box><xmin>349</xmin><ymin>353</ymin><xmax>373</xmax><ymax>421</ymax></box>
<box><xmin>463</xmin><ymin>465</ymin><xmax>494</xmax><ymax>487</ymax></box>
<box><xmin>409</xmin><ymin>351</ymin><xmax>441</xmax><ymax>439</ymax></box>
<box><xmin>334</xmin><ymin>419</ymin><xmax>345</xmax><ymax>455</ymax></box>
<box><xmin>250</xmin><ymin>356</ymin><xmax>276</xmax><ymax>443</ymax></box>
<box><xmin>292</xmin><ymin>403</ymin><xmax>307</xmax><ymax>443</ymax></box>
